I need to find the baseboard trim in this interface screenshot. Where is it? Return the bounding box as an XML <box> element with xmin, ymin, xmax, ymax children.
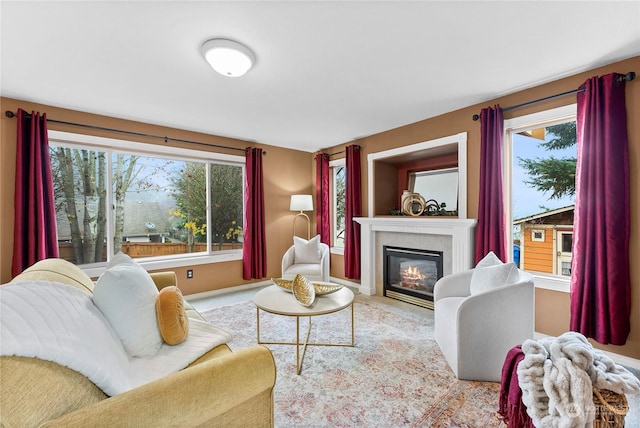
<box><xmin>184</xmin><ymin>280</ymin><xmax>270</xmax><ymax>302</ymax></box>
<box><xmin>328</xmin><ymin>277</ymin><xmax>362</xmax><ymax>291</ymax></box>
<box><xmin>534</xmin><ymin>332</ymin><xmax>640</xmax><ymax>370</ymax></box>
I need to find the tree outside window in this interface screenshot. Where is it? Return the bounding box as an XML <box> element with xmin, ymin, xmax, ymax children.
<box><xmin>51</xmin><ymin>146</ymin><xmax>107</xmax><ymax>264</ymax></box>
<box><xmin>210</xmin><ymin>163</ymin><xmax>243</xmax><ymax>250</ymax></box>
<box><xmin>333</xmin><ymin>164</ymin><xmax>346</xmax><ymax>248</ymax></box>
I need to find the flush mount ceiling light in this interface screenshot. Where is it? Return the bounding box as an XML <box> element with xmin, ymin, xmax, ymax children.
<box><xmin>201</xmin><ymin>38</ymin><xmax>256</xmax><ymax>77</ymax></box>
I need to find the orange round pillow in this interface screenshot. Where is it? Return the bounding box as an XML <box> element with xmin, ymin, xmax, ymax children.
<box><xmin>155</xmin><ymin>286</ymin><xmax>189</xmax><ymax>345</ymax></box>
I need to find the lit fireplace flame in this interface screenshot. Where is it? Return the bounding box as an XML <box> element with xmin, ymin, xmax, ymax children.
<box><xmin>400</xmin><ymin>266</ymin><xmax>427</xmax><ymax>289</ymax></box>
<box><xmin>402</xmin><ymin>266</ymin><xmax>426</xmax><ymax>280</ymax></box>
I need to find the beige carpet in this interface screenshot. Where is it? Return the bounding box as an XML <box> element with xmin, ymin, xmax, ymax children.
<box><xmin>200</xmin><ymin>290</ymin><xmax>640</xmax><ymax>427</ymax></box>
<box><xmin>201</xmin><ymin>293</ymin><xmax>504</xmax><ymax>427</ymax></box>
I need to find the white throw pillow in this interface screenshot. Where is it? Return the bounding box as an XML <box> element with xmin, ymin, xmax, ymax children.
<box><xmin>93</xmin><ymin>252</ymin><xmax>163</xmax><ymax>357</ymax></box>
<box><xmin>293</xmin><ymin>235</ymin><xmax>321</xmax><ymax>264</ymax></box>
<box><xmin>470</xmin><ymin>262</ymin><xmax>519</xmax><ymax>295</ymax></box>
<box><xmin>475</xmin><ymin>251</ymin><xmax>503</xmax><ymax>269</ymax></box>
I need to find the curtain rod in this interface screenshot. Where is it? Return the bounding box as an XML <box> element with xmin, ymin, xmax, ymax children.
<box><xmin>471</xmin><ymin>71</ymin><xmax>636</xmax><ymax>121</ymax></box>
<box><xmin>314</xmin><ymin>145</ymin><xmax>361</xmax><ymax>160</ymax></box>
<box><xmin>4</xmin><ymin>110</ymin><xmax>265</xmax><ymax>155</ymax></box>
<box><xmin>327</xmin><ymin>145</ymin><xmax>361</xmax><ymax>158</ymax></box>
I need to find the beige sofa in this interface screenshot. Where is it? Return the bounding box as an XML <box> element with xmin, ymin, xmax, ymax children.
<box><xmin>0</xmin><ymin>259</ymin><xmax>276</xmax><ymax>427</ymax></box>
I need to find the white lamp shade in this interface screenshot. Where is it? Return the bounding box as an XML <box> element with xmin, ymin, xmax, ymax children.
<box><xmin>201</xmin><ymin>38</ymin><xmax>255</xmax><ymax>77</ymax></box>
<box><xmin>290</xmin><ymin>194</ymin><xmax>313</xmax><ymax>211</ymax></box>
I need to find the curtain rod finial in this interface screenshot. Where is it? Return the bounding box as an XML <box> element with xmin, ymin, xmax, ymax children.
<box><xmin>5</xmin><ymin>110</ymin><xmax>16</xmax><ymax>118</ymax></box>
<box><xmin>472</xmin><ymin>114</ymin><xmax>480</xmax><ymax>121</ymax></box>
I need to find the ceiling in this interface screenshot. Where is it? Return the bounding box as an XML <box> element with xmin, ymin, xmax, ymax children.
<box><xmin>2</xmin><ymin>1</ymin><xmax>639</xmax><ymax>153</ymax></box>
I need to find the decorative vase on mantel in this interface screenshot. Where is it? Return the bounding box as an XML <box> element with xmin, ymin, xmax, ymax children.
<box><xmin>402</xmin><ymin>192</ymin><xmax>426</xmax><ymax>217</ymax></box>
<box><xmin>401</xmin><ymin>190</ymin><xmax>410</xmax><ymax>209</ymax></box>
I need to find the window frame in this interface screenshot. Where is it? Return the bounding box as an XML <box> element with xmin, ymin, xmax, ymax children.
<box><xmin>531</xmin><ymin>229</ymin><xmax>545</xmax><ymax>242</ymax></box>
<box><xmin>329</xmin><ymin>157</ymin><xmax>346</xmax><ymax>255</ymax></box>
<box><xmin>48</xmin><ymin>130</ymin><xmax>245</xmax><ymax>278</ymax></box>
<box><xmin>503</xmin><ymin>104</ymin><xmax>576</xmax><ymax>293</ymax></box>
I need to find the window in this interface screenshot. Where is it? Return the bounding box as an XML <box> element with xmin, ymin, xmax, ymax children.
<box><xmin>49</xmin><ymin>131</ymin><xmax>244</xmax><ymax>269</ymax></box>
<box><xmin>560</xmin><ymin>232</ymin><xmax>573</xmax><ymax>253</ymax></box>
<box><xmin>531</xmin><ymin>229</ymin><xmax>545</xmax><ymax>242</ymax></box>
<box><xmin>330</xmin><ymin>159</ymin><xmax>346</xmax><ymax>249</ymax></box>
<box><xmin>504</xmin><ymin>105</ymin><xmax>577</xmax><ymax>291</ymax></box>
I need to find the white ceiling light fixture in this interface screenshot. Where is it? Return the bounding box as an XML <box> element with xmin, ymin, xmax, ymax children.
<box><xmin>201</xmin><ymin>38</ymin><xmax>256</xmax><ymax>77</ymax></box>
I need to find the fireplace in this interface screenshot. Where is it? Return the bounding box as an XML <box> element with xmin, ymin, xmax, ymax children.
<box><xmin>383</xmin><ymin>246</ymin><xmax>443</xmax><ymax>309</ymax></box>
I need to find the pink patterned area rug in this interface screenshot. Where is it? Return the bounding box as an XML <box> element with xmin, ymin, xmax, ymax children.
<box><xmin>201</xmin><ymin>296</ymin><xmax>502</xmax><ymax>428</ymax></box>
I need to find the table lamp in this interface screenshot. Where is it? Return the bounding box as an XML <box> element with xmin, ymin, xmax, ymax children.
<box><xmin>290</xmin><ymin>194</ymin><xmax>313</xmax><ymax>239</ymax></box>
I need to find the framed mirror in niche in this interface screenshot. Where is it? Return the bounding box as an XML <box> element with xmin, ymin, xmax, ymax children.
<box><xmin>407</xmin><ymin>167</ymin><xmax>459</xmax><ymax>216</ymax></box>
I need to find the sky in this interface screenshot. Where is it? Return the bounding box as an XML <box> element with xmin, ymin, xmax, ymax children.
<box><xmin>510</xmin><ymin>132</ymin><xmax>576</xmax><ymax>220</ymax></box>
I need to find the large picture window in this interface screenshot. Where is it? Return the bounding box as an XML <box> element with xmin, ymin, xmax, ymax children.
<box><xmin>331</xmin><ymin>159</ymin><xmax>346</xmax><ymax>249</ymax></box>
<box><xmin>504</xmin><ymin>105</ymin><xmax>576</xmax><ymax>290</ymax></box>
<box><xmin>49</xmin><ymin>131</ymin><xmax>244</xmax><ymax>268</ymax></box>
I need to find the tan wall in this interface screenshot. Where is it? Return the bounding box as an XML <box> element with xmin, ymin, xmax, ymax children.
<box><xmin>0</xmin><ymin>97</ymin><xmax>314</xmax><ymax>295</ymax></box>
<box><xmin>535</xmin><ymin>288</ymin><xmax>572</xmax><ymax>337</ymax></box>
<box><xmin>326</xmin><ymin>56</ymin><xmax>640</xmax><ymax>359</ymax></box>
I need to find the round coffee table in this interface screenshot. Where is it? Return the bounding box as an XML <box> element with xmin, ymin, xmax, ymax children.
<box><xmin>253</xmin><ymin>284</ymin><xmax>355</xmax><ymax>374</ymax></box>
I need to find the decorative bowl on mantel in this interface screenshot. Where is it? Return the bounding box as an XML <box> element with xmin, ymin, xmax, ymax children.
<box><xmin>271</xmin><ymin>277</ymin><xmax>343</xmax><ymax>295</ymax></box>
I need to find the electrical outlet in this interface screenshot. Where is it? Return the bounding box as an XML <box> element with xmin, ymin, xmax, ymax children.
<box><xmin>187</xmin><ymin>269</ymin><xmax>193</xmax><ymax>279</ymax></box>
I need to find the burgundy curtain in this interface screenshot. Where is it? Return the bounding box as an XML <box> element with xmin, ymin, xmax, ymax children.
<box><xmin>344</xmin><ymin>145</ymin><xmax>361</xmax><ymax>279</ymax></box>
<box><xmin>474</xmin><ymin>105</ymin><xmax>507</xmax><ymax>263</ymax></box>
<box><xmin>315</xmin><ymin>153</ymin><xmax>330</xmax><ymax>245</ymax></box>
<box><xmin>12</xmin><ymin>109</ymin><xmax>59</xmax><ymax>277</ymax></box>
<box><xmin>570</xmin><ymin>73</ymin><xmax>631</xmax><ymax>345</ymax></box>
<box><xmin>242</xmin><ymin>147</ymin><xmax>267</xmax><ymax>280</ymax></box>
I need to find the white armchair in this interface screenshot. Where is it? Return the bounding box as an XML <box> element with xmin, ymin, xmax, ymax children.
<box><xmin>434</xmin><ymin>258</ymin><xmax>534</xmax><ymax>382</ymax></box>
<box><xmin>281</xmin><ymin>235</ymin><xmax>330</xmax><ymax>282</ymax></box>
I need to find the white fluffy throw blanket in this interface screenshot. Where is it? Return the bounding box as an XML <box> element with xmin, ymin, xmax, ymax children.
<box><xmin>517</xmin><ymin>331</ymin><xmax>640</xmax><ymax>428</ymax></box>
<box><xmin>0</xmin><ymin>281</ymin><xmax>232</xmax><ymax>396</ymax></box>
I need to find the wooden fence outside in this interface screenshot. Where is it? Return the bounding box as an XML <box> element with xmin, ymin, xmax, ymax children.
<box><xmin>58</xmin><ymin>242</ymin><xmax>242</xmax><ymax>264</ymax></box>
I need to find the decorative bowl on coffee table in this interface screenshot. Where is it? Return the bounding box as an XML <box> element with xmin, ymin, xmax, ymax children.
<box><xmin>291</xmin><ymin>274</ymin><xmax>316</xmax><ymax>306</ymax></box>
<box><xmin>272</xmin><ymin>276</ymin><xmax>343</xmax><ymax>295</ymax></box>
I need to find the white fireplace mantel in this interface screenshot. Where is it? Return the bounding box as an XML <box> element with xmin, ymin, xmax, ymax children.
<box><xmin>354</xmin><ymin>217</ymin><xmax>477</xmax><ymax>296</ymax></box>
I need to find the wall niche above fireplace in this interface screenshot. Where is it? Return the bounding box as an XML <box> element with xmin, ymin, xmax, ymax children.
<box><xmin>367</xmin><ymin>132</ymin><xmax>467</xmax><ymax>218</ymax></box>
